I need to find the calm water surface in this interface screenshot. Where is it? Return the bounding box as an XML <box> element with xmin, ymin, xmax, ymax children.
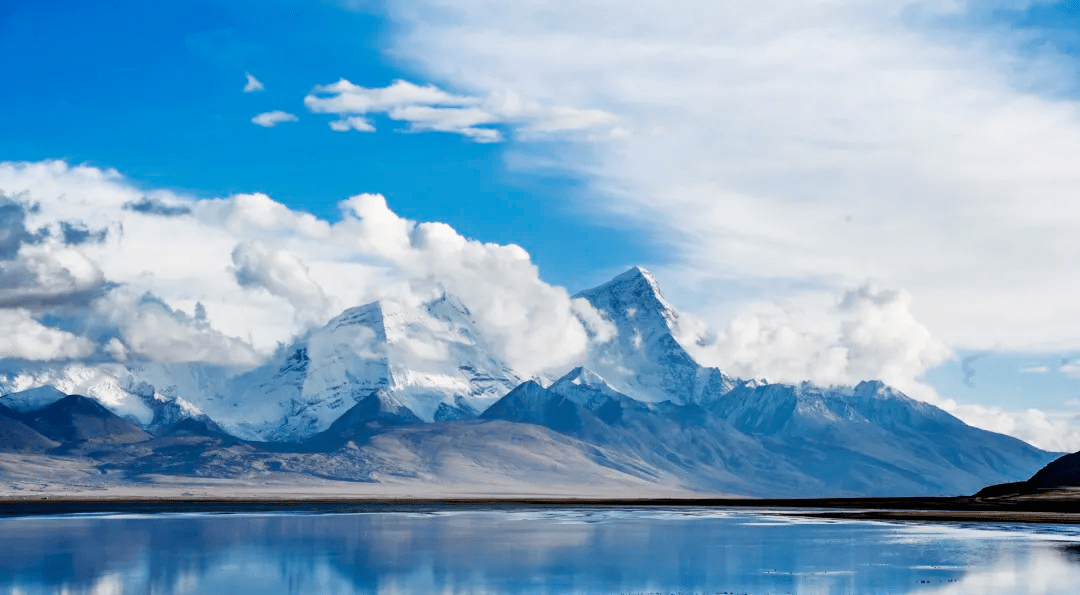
<box><xmin>2</xmin><ymin>507</ymin><xmax>1079</xmax><ymax>594</ymax></box>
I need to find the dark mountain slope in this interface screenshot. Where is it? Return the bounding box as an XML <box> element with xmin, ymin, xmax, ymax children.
<box><xmin>301</xmin><ymin>390</ymin><xmax>424</xmax><ymax>451</ymax></box>
<box><xmin>22</xmin><ymin>395</ymin><xmax>151</xmax><ymax>446</ymax></box>
<box><xmin>978</xmin><ymin>450</ymin><xmax>1080</xmax><ymax>496</ymax></box>
<box><xmin>0</xmin><ymin>404</ymin><xmax>59</xmax><ymax>453</ymax></box>
<box><xmin>1028</xmin><ymin>451</ymin><xmax>1080</xmax><ymax>489</ymax></box>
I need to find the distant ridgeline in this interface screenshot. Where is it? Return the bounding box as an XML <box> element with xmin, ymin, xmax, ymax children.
<box><xmin>0</xmin><ymin>268</ymin><xmax>1060</xmax><ymax>497</ymax></box>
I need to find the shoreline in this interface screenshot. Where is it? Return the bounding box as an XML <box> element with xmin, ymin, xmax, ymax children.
<box><xmin>3</xmin><ymin>493</ymin><xmax>1080</xmax><ymax>523</ymax></box>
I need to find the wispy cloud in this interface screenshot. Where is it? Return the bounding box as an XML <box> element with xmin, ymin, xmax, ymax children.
<box><xmin>243</xmin><ymin>72</ymin><xmax>264</xmax><ymax>93</ymax></box>
<box><xmin>328</xmin><ymin>116</ymin><xmax>376</xmax><ymax>132</ymax></box>
<box><xmin>251</xmin><ymin>110</ymin><xmax>298</xmax><ymax>127</ymax></box>
<box><xmin>1020</xmin><ymin>365</ymin><xmax>1050</xmax><ymax>373</ymax></box>
<box><xmin>377</xmin><ymin>0</ymin><xmax>1080</xmax><ymax>356</ymax></box>
<box><xmin>366</xmin><ymin>0</ymin><xmax>1080</xmax><ymax>449</ymax></box>
<box><xmin>1062</xmin><ymin>360</ymin><xmax>1080</xmax><ymax>378</ymax></box>
<box><xmin>305</xmin><ymin>79</ymin><xmax>618</xmax><ymax>142</ymax></box>
<box><xmin>960</xmin><ymin>352</ymin><xmax>993</xmax><ymax>388</ymax></box>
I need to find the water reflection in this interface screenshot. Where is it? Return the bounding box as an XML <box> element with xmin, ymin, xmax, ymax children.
<box><xmin>1</xmin><ymin>509</ymin><xmax>1079</xmax><ymax>594</ymax></box>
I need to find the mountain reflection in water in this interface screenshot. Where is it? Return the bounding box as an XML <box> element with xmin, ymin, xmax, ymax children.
<box><xmin>2</xmin><ymin>508</ymin><xmax>1080</xmax><ymax>594</ymax></box>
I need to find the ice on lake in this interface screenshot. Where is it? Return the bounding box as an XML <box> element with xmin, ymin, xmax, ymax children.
<box><xmin>2</xmin><ymin>507</ymin><xmax>1080</xmax><ymax>594</ymax></box>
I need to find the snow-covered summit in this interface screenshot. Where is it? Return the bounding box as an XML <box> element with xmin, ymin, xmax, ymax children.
<box><xmin>575</xmin><ymin>267</ymin><xmax>736</xmax><ymax>405</ymax></box>
<box><xmin>187</xmin><ymin>293</ymin><xmax>521</xmax><ymax>441</ymax></box>
<box><xmin>0</xmin><ymin>385</ymin><xmax>70</xmax><ymax>413</ymax></box>
<box><xmin>548</xmin><ymin>366</ymin><xmax>629</xmax><ymax>408</ymax></box>
<box><xmin>578</xmin><ymin>267</ymin><xmax>677</xmax><ymax>328</ymax></box>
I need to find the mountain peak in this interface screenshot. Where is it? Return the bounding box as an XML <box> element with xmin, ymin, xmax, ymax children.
<box><xmin>572</xmin><ymin>268</ymin><xmax>734</xmax><ymax>405</ymax></box>
<box><xmin>614</xmin><ymin>265</ymin><xmax>658</xmax><ymax>286</ymax></box>
<box><xmin>552</xmin><ymin>366</ymin><xmax>609</xmax><ymax>390</ymax></box>
<box><xmin>575</xmin><ymin>266</ymin><xmax>676</xmax><ymax>325</ymax></box>
<box><xmin>325</xmin><ymin>301</ymin><xmax>386</xmax><ymax>333</ymax></box>
<box><xmin>0</xmin><ymin>385</ymin><xmax>70</xmax><ymax>413</ymax></box>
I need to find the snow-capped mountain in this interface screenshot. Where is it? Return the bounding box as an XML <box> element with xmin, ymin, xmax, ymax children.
<box><xmin>0</xmin><ymin>293</ymin><xmax>520</xmax><ymax>442</ymax></box>
<box><xmin>575</xmin><ymin>267</ymin><xmax>736</xmax><ymax>405</ymax></box>
<box><xmin>182</xmin><ymin>294</ymin><xmax>520</xmax><ymax>441</ymax></box>
<box><xmin>0</xmin><ymin>266</ymin><xmax>1061</xmax><ymax>496</ymax></box>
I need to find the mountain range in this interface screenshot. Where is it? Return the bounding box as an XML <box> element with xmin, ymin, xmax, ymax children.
<box><xmin>0</xmin><ymin>267</ymin><xmax>1059</xmax><ymax>497</ymax></box>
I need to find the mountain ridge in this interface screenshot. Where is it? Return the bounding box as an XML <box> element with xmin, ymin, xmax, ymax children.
<box><xmin>0</xmin><ymin>266</ymin><xmax>1060</xmax><ymax>497</ymax></box>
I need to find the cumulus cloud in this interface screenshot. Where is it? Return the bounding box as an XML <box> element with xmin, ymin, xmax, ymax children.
<box><xmin>91</xmin><ymin>289</ymin><xmax>261</xmax><ymax>366</ymax></box>
<box><xmin>674</xmin><ymin>279</ymin><xmax>1080</xmax><ymax>450</ymax></box>
<box><xmin>304</xmin><ymin>79</ymin><xmax>618</xmax><ymax>142</ymax></box>
<box><xmin>231</xmin><ymin>241</ymin><xmax>331</xmax><ymax>325</ymax></box>
<box><xmin>331</xmin><ymin>193</ymin><xmax>596</xmax><ymax>376</ymax></box>
<box><xmin>839</xmin><ymin>284</ymin><xmax>953</xmax><ymax>391</ymax></box>
<box><xmin>950</xmin><ymin>403</ymin><xmax>1080</xmax><ymax>453</ymax></box>
<box><xmin>678</xmin><ymin>282</ymin><xmax>952</xmax><ymax>401</ymax></box>
<box><xmin>0</xmin><ymin>197</ymin><xmax>107</xmax><ymax>310</ymax></box>
<box><xmin>0</xmin><ymin>309</ymin><xmax>94</xmax><ymax>361</ymax></box>
<box><xmin>0</xmin><ymin>242</ymin><xmax>107</xmax><ymax>309</ymax></box>
<box><xmin>0</xmin><ymin>160</ymin><xmax>602</xmax><ymax>378</ymax></box>
<box><xmin>243</xmin><ymin>72</ymin><xmax>264</xmax><ymax>93</ymax></box>
<box><xmin>251</xmin><ymin>110</ymin><xmax>298</xmax><ymax>127</ymax></box>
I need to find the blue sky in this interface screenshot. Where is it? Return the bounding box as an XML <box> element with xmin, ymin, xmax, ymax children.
<box><xmin>4</xmin><ymin>0</ymin><xmax>1080</xmax><ymax>448</ymax></box>
<box><xmin>0</xmin><ymin>0</ymin><xmax>649</xmax><ymax>290</ymax></box>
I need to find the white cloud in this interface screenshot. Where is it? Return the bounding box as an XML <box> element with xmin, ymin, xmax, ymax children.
<box><xmin>389</xmin><ymin>105</ymin><xmax>504</xmax><ymax>141</ymax></box>
<box><xmin>0</xmin><ymin>240</ymin><xmax>106</xmax><ymax>308</ymax></box>
<box><xmin>375</xmin><ymin>0</ymin><xmax>1080</xmax><ymax>355</ymax></box>
<box><xmin>1062</xmin><ymin>360</ymin><xmax>1080</xmax><ymax>378</ymax></box>
<box><xmin>243</xmin><ymin>72</ymin><xmax>264</xmax><ymax>93</ymax></box>
<box><xmin>0</xmin><ymin>309</ymin><xmax>94</xmax><ymax>361</ymax></box>
<box><xmin>231</xmin><ymin>240</ymin><xmax>331</xmax><ymax>325</ymax></box>
<box><xmin>572</xmin><ymin>296</ymin><xmax>617</xmax><ymax>344</ymax></box>
<box><xmin>92</xmin><ymin>288</ymin><xmax>262</xmax><ymax>366</ymax></box>
<box><xmin>369</xmin><ymin>0</ymin><xmax>1080</xmax><ymax>445</ymax></box>
<box><xmin>1020</xmin><ymin>365</ymin><xmax>1050</xmax><ymax>373</ymax></box>
<box><xmin>3</xmin><ymin>160</ymin><xmax>1078</xmax><ymax>449</ymax></box>
<box><xmin>678</xmin><ymin>282</ymin><xmax>952</xmax><ymax>402</ymax></box>
<box><xmin>949</xmin><ymin>403</ymin><xmax>1080</xmax><ymax>453</ymax></box>
<box><xmin>332</xmin><ymin>192</ymin><xmax>596</xmax><ymax>376</ymax></box>
<box><xmin>304</xmin><ymin>78</ymin><xmax>618</xmax><ymax>141</ymax></box>
<box><xmin>251</xmin><ymin>110</ymin><xmax>298</xmax><ymax>127</ymax></box>
<box><xmin>328</xmin><ymin>117</ymin><xmax>376</xmax><ymax>132</ymax></box>
<box><xmin>306</xmin><ymin>79</ymin><xmax>474</xmax><ymax>114</ymax></box>
<box><xmin>0</xmin><ymin>160</ymin><xmax>602</xmax><ymax>378</ymax></box>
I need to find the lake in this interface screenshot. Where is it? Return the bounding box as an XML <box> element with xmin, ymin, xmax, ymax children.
<box><xmin>1</xmin><ymin>507</ymin><xmax>1079</xmax><ymax>594</ymax></box>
